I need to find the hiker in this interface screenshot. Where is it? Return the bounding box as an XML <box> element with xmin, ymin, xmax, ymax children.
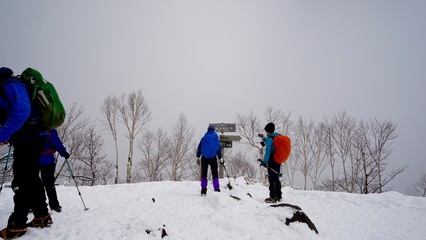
<box><xmin>40</xmin><ymin>129</ymin><xmax>70</xmax><ymax>213</ymax></box>
<box><xmin>260</xmin><ymin>122</ymin><xmax>283</xmax><ymax>203</ymax></box>
<box><xmin>196</xmin><ymin>125</ymin><xmax>223</xmax><ymax>195</ymax></box>
<box><xmin>0</xmin><ymin>67</ymin><xmax>52</xmax><ymax>239</ymax></box>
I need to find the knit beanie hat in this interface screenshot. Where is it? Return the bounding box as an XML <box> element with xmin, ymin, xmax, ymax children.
<box><xmin>264</xmin><ymin>122</ymin><xmax>275</xmax><ymax>133</ymax></box>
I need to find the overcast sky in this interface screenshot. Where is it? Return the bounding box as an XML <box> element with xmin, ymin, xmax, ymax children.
<box><xmin>1</xmin><ymin>1</ymin><xmax>425</xmax><ymax>193</ymax></box>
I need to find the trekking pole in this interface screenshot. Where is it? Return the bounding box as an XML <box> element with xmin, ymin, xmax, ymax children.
<box><xmin>65</xmin><ymin>157</ymin><xmax>89</xmax><ymax>211</ymax></box>
<box><xmin>220</xmin><ymin>162</ymin><xmax>233</xmax><ymax>190</ymax></box>
<box><xmin>0</xmin><ymin>145</ymin><xmax>12</xmax><ymax>195</ymax></box>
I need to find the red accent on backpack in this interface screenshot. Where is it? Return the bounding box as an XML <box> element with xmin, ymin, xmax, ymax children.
<box><xmin>272</xmin><ymin>135</ymin><xmax>291</xmax><ymax>164</ymax></box>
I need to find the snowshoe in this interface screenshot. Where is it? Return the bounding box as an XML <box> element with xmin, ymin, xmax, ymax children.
<box><xmin>27</xmin><ymin>213</ymin><xmax>52</xmax><ymax>228</ymax></box>
<box><xmin>0</xmin><ymin>227</ymin><xmax>27</xmax><ymax>239</ymax></box>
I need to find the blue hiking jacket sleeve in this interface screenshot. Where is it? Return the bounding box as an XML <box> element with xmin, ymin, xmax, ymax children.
<box><xmin>50</xmin><ymin>129</ymin><xmax>67</xmax><ymax>155</ymax></box>
<box><xmin>0</xmin><ymin>80</ymin><xmax>31</xmax><ymax>142</ymax></box>
<box><xmin>263</xmin><ymin>132</ymin><xmax>279</xmax><ymax>164</ymax></box>
<box><xmin>196</xmin><ymin>140</ymin><xmax>202</xmax><ymax>158</ymax></box>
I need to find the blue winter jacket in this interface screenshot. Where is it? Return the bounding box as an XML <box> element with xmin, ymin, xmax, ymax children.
<box><xmin>263</xmin><ymin>132</ymin><xmax>280</xmax><ymax>164</ymax></box>
<box><xmin>196</xmin><ymin>128</ymin><xmax>222</xmax><ymax>159</ymax></box>
<box><xmin>40</xmin><ymin>129</ymin><xmax>68</xmax><ymax>166</ymax></box>
<box><xmin>0</xmin><ymin>71</ymin><xmax>31</xmax><ymax>143</ymax></box>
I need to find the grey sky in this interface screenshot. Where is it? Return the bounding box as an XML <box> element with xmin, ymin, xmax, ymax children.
<box><xmin>1</xmin><ymin>1</ymin><xmax>425</xmax><ymax>193</ymax></box>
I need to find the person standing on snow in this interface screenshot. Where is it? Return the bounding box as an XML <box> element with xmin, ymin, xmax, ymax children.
<box><xmin>0</xmin><ymin>67</ymin><xmax>52</xmax><ymax>239</ymax></box>
<box><xmin>40</xmin><ymin>129</ymin><xmax>70</xmax><ymax>213</ymax></box>
<box><xmin>196</xmin><ymin>125</ymin><xmax>223</xmax><ymax>196</ymax></box>
<box><xmin>260</xmin><ymin>122</ymin><xmax>282</xmax><ymax>203</ymax></box>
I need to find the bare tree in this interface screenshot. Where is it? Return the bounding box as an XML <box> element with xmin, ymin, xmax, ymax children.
<box><xmin>137</xmin><ymin>129</ymin><xmax>169</xmax><ymax>182</ymax></box>
<box><xmin>235</xmin><ymin>111</ymin><xmax>264</xmax><ymax>180</ymax></box>
<box><xmin>117</xmin><ymin>89</ymin><xmax>151</xmax><ymax>183</ymax></box>
<box><xmin>321</xmin><ymin>117</ymin><xmax>337</xmax><ymax>191</ymax></box>
<box><xmin>101</xmin><ymin>94</ymin><xmax>120</xmax><ymax>184</ymax></box>
<box><xmin>236</xmin><ymin>111</ymin><xmax>263</xmax><ymax>153</ymax></box>
<box><xmin>364</xmin><ymin>119</ymin><xmax>402</xmax><ymax>193</ymax></box>
<box><xmin>293</xmin><ymin>116</ymin><xmax>314</xmax><ymax>190</ymax></box>
<box><xmin>352</xmin><ymin>120</ymin><xmax>374</xmax><ymax>193</ymax></box>
<box><xmin>71</xmin><ymin>124</ymin><xmax>113</xmax><ymax>186</ymax></box>
<box><xmin>166</xmin><ymin>113</ymin><xmax>194</xmax><ymax>181</ymax></box>
<box><xmin>308</xmin><ymin>122</ymin><xmax>329</xmax><ymax>190</ymax></box>
<box><xmin>264</xmin><ymin>106</ymin><xmax>281</xmax><ymax>126</ymax></box>
<box><xmin>55</xmin><ymin>103</ymin><xmax>88</xmax><ymax>180</ymax></box>
<box><xmin>408</xmin><ymin>172</ymin><xmax>426</xmax><ymax>197</ymax></box>
<box><xmin>331</xmin><ymin>111</ymin><xmax>357</xmax><ymax>192</ymax></box>
<box><xmin>227</xmin><ymin>151</ymin><xmax>257</xmax><ymax>180</ymax></box>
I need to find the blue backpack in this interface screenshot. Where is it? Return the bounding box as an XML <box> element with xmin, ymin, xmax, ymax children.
<box><xmin>200</xmin><ymin>132</ymin><xmax>220</xmax><ymax>158</ymax></box>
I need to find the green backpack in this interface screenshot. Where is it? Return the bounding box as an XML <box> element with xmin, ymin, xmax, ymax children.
<box><xmin>20</xmin><ymin>68</ymin><xmax>66</xmax><ymax>130</ymax></box>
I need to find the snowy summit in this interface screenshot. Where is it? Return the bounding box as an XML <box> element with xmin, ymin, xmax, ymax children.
<box><xmin>1</xmin><ymin>177</ymin><xmax>425</xmax><ymax>240</ymax></box>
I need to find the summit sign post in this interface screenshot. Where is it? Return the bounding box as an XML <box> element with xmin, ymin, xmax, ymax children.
<box><xmin>209</xmin><ymin>123</ymin><xmax>241</xmax><ymax>178</ymax></box>
<box><xmin>209</xmin><ymin>123</ymin><xmax>236</xmax><ymax>133</ymax></box>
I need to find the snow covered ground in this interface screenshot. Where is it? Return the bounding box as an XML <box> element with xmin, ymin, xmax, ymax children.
<box><xmin>0</xmin><ymin>177</ymin><xmax>425</xmax><ymax>240</ymax></box>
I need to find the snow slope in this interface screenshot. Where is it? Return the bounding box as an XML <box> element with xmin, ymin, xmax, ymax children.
<box><xmin>0</xmin><ymin>177</ymin><xmax>425</xmax><ymax>240</ymax></box>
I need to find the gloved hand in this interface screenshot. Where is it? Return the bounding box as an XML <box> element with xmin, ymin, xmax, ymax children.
<box><xmin>196</xmin><ymin>157</ymin><xmax>200</xmax><ymax>165</ymax></box>
<box><xmin>258</xmin><ymin>159</ymin><xmax>267</xmax><ymax>167</ymax></box>
<box><xmin>61</xmin><ymin>151</ymin><xmax>70</xmax><ymax>159</ymax></box>
<box><xmin>218</xmin><ymin>158</ymin><xmax>224</xmax><ymax>164</ymax></box>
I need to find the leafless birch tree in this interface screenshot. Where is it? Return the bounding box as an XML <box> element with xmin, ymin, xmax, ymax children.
<box><xmin>293</xmin><ymin>116</ymin><xmax>314</xmax><ymax>190</ymax></box>
<box><xmin>71</xmin><ymin>124</ymin><xmax>112</xmax><ymax>186</ymax></box>
<box><xmin>364</xmin><ymin>119</ymin><xmax>402</xmax><ymax>193</ymax></box>
<box><xmin>101</xmin><ymin>94</ymin><xmax>120</xmax><ymax>184</ymax></box>
<box><xmin>117</xmin><ymin>89</ymin><xmax>151</xmax><ymax>183</ymax></box>
<box><xmin>166</xmin><ymin>113</ymin><xmax>194</xmax><ymax>181</ymax></box>
<box><xmin>137</xmin><ymin>129</ymin><xmax>169</xmax><ymax>181</ymax></box>
<box><xmin>308</xmin><ymin>122</ymin><xmax>329</xmax><ymax>190</ymax></box>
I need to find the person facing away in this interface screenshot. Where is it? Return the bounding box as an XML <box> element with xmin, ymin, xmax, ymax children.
<box><xmin>40</xmin><ymin>128</ymin><xmax>70</xmax><ymax>213</ymax></box>
<box><xmin>196</xmin><ymin>125</ymin><xmax>223</xmax><ymax>196</ymax></box>
<box><xmin>261</xmin><ymin>122</ymin><xmax>283</xmax><ymax>203</ymax></box>
<box><xmin>0</xmin><ymin>67</ymin><xmax>52</xmax><ymax>239</ymax></box>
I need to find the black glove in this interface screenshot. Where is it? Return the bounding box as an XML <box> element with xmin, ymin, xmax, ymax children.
<box><xmin>61</xmin><ymin>151</ymin><xmax>70</xmax><ymax>159</ymax></box>
<box><xmin>260</xmin><ymin>141</ymin><xmax>265</xmax><ymax>147</ymax></box>
<box><xmin>258</xmin><ymin>159</ymin><xmax>267</xmax><ymax>167</ymax></box>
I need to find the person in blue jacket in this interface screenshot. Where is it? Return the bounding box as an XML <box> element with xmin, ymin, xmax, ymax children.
<box><xmin>196</xmin><ymin>125</ymin><xmax>223</xmax><ymax>196</ymax></box>
<box><xmin>0</xmin><ymin>67</ymin><xmax>52</xmax><ymax>239</ymax></box>
<box><xmin>260</xmin><ymin>122</ymin><xmax>282</xmax><ymax>203</ymax></box>
<box><xmin>40</xmin><ymin>129</ymin><xmax>70</xmax><ymax>213</ymax></box>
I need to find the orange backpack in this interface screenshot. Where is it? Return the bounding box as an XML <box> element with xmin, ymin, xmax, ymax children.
<box><xmin>272</xmin><ymin>135</ymin><xmax>291</xmax><ymax>164</ymax></box>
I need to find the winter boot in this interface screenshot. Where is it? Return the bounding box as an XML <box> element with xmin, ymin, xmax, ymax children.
<box><xmin>201</xmin><ymin>188</ymin><xmax>207</xmax><ymax>196</ymax></box>
<box><xmin>51</xmin><ymin>206</ymin><xmax>62</xmax><ymax>213</ymax></box>
<box><xmin>214</xmin><ymin>189</ymin><xmax>221</xmax><ymax>192</ymax></box>
<box><xmin>0</xmin><ymin>227</ymin><xmax>27</xmax><ymax>239</ymax></box>
<box><xmin>27</xmin><ymin>213</ymin><xmax>52</xmax><ymax>228</ymax></box>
